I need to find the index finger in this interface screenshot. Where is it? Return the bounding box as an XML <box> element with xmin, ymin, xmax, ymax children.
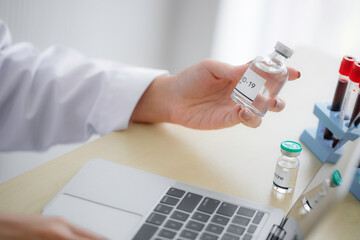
<box><xmin>288</xmin><ymin>67</ymin><xmax>301</xmax><ymax>80</ymax></box>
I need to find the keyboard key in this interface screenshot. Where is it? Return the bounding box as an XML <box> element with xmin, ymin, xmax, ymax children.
<box><xmin>221</xmin><ymin>233</ymin><xmax>240</xmax><ymax>240</ymax></box>
<box><xmin>186</xmin><ymin>220</ymin><xmax>205</xmax><ymax>232</ymax></box>
<box><xmin>164</xmin><ymin>220</ymin><xmax>183</xmax><ymax>231</ymax></box>
<box><xmin>217</xmin><ymin>202</ymin><xmax>238</xmax><ymax>217</ymax></box>
<box><xmin>180</xmin><ymin>229</ymin><xmax>198</xmax><ymax>239</ymax></box>
<box><xmin>177</xmin><ymin>193</ymin><xmax>203</xmax><ymax>213</ymax></box>
<box><xmin>211</xmin><ymin>214</ymin><xmax>230</xmax><ymax>226</ymax></box>
<box><xmin>171</xmin><ymin>210</ymin><xmax>190</xmax><ymax>222</ymax></box>
<box><xmin>252</xmin><ymin>212</ymin><xmax>265</xmax><ymax>224</ymax></box>
<box><xmin>247</xmin><ymin>225</ymin><xmax>257</xmax><ymax>234</ymax></box>
<box><xmin>242</xmin><ymin>234</ymin><xmax>252</xmax><ymax>240</ymax></box>
<box><xmin>200</xmin><ymin>232</ymin><xmax>219</xmax><ymax>240</ymax></box>
<box><xmin>161</xmin><ymin>196</ymin><xmax>180</xmax><ymax>206</ymax></box>
<box><xmin>158</xmin><ymin>228</ymin><xmax>176</xmax><ymax>239</ymax></box>
<box><xmin>232</xmin><ymin>215</ymin><xmax>250</xmax><ymax>226</ymax></box>
<box><xmin>206</xmin><ymin>223</ymin><xmax>224</xmax><ymax>235</ymax></box>
<box><xmin>227</xmin><ymin>224</ymin><xmax>245</xmax><ymax>236</ymax></box>
<box><xmin>197</xmin><ymin>197</ymin><xmax>221</xmax><ymax>214</ymax></box>
<box><xmin>237</xmin><ymin>207</ymin><xmax>256</xmax><ymax>218</ymax></box>
<box><xmin>132</xmin><ymin>224</ymin><xmax>158</xmax><ymax>240</ymax></box>
<box><xmin>154</xmin><ymin>204</ymin><xmax>173</xmax><ymax>215</ymax></box>
<box><xmin>167</xmin><ymin>188</ymin><xmax>186</xmax><ymax>198</ymax></box>
<box><xmin>146</xmin><ymin>212</ymin><xmax>166</xmax><ymax>225</ymax></box>
<box><xmin>192</xmin><ymin>211</ymin><xmax>211</xmax><ymax>223</ymax></box>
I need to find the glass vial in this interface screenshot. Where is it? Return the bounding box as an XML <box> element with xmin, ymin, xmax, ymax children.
<box><xmin>301</xmin><ymin>170</ymin><xmax>342</xmax><ymax>212</ymax></box>
<box><xmin>231</xmin><ymin>42</ymin><xmax>294</xmax><ymax>116</ymax></box>
<box><xmin>273</xmin><ymin>141</ymin><xmax>302</xmax><ymax>193</ymax></box>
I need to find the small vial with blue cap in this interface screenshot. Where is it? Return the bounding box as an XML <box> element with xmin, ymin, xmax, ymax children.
<box><xmin>273</xmin><ymin>141</ymin><xmax>302</xmax><ymax>193</ymax></box>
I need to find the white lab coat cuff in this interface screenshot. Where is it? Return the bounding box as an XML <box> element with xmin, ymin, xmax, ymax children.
<box><xmin>88</xmin><ymin>65</ymin><xmax>168</xmax><ymax>135</ymax></box>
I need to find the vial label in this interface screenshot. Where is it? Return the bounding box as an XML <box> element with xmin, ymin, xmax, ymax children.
<box><xmin>273</xmin><ymin>165</ymin><xmax>295</xmax><ymax>188</ymax></box>
<box><xmin>234</xmin><ymin>68</ymin><xmax>266</xmax><ymax>102</ymax></box>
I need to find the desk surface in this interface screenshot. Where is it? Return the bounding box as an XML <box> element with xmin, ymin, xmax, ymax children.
<box><xmin>0</xmin><ymin>47</ymin><xmax>359</xmax><ymax>239</ymax></box>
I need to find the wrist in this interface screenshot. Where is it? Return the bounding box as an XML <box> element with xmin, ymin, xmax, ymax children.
<box><xmin>131</xmin><ymin>74</ymin><xmax>174</xmax><ymax>124</ymax></box>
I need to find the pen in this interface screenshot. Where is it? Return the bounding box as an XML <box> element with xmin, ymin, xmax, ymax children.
<box><xmin>323</xmin><ymin>56</ymin><xmax>354</xmax><ymax>140</ymax></box>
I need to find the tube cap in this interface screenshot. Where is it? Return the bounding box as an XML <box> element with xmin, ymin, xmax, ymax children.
<box><xmin>275</xmin><ymin>42</ymin><xmax>294</xmax><ymax>58</ymax></box>
<box><xmin>349</xmin><ymin>61</ymin><xmax>360</xmax><ymax>84</ymax></box>
<box><xmin>332</xmin><ymin>170</ymin><xmax>342</xmax><ymax>187</ymax></box>
<box><xmin>339</xmin><ymin>56</ymin><xmax>356</xmax><ymax>76</ymax></box>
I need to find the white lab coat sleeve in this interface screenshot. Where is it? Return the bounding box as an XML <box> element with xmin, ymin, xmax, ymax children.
<box><xmin>0</xmin><ymin>21</ymin><xmax>168</xmax><ymax>151</ymax></box>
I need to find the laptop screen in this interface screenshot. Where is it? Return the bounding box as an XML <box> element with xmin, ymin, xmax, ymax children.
<box><xmin>281</xmin><ymin>137</ymin><xmax>360</xmax><ymax>239</ymax></box>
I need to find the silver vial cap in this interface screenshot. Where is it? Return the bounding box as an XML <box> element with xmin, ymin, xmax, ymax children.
<box><xmin>275</xmin><ymin>41</ymin><xmax>294</xmax><ymax>58</ymax></box>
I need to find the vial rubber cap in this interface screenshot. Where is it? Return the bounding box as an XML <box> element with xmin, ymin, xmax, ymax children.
<box><xmin>280</xmin><ymin>141</ymin><xmax>302</xmax><ymax>153</ymax></box>
<box><xmin>339</xmin><ymin>56</ymin><xmax>355</xmax><ymax>76</ymax></box>
<box><xmin>275</xmin><ymin>41</ymin><xmax>294</xmax><ymax>59</ymax></box>
<box><xmin>349</xmin><ymin>61</ymin><xmax>360</xmax><ymax>84</ymax></box>
<box><xmin>332</xmin><ymin>170</ymin><xmax>342</xmax><ymax>187</ymax></box>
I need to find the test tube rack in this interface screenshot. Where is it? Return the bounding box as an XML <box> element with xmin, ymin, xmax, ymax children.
<box><xmin>350</xmin><ymin>168</ymin><xmax>360</xmax><ymax>201</ymax></box>
<box><xmin>299</xmin><ymin>102</ymin><xmax>360</xmax><ymax>164</ymax></box>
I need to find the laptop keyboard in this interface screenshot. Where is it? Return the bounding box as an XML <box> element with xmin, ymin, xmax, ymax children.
<box><xmin>132</xmin><ymin>188</ymin><xmax>266</xmax><ymax>240</ymax></box>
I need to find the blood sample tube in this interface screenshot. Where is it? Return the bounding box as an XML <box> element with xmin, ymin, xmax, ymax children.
<box><xmin>340</xmin><ymin>61</ymin><xmax>360</xmax><ymax>119</ymax></box>
<box><xmin>323</xmin><ymin>78</ymin><xmax>349</xmax><ymax>139</ymax></box>
<box><xmin>323</xmin><ymin>56</ymin><xmax>354</xmax><ymax>140</ymax></box>
<box><xmin>333</xmin><ymin>64</ymin><xmax>360</xmax><ymax>147</ymax></box>
<box><xmin>354</xmin><ymin>112</ymin><xmax>360</xmax><ymax>128</ymax></box>
<box><xmin>349</xmin><ymin>86</ymin><xmax>360</xmax><ymax>127</ymax></box>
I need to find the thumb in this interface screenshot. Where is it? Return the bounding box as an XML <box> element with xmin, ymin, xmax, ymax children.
<box><xmin>229</xmin><ymin>62</ymin><xmax>252</xmax><ymax>86</ymax></box>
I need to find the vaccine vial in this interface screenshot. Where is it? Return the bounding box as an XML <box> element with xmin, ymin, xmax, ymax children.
<box><xmin>301</xmin><ymin>170</ymin><xmax>342</xmax><ymax>212</ymax></box>
<box><xmin>273</xmin><ymin>141</ymin><xmax>302</xmax><ymax>193</ymax></box>
<box><xmin>286</xmin><ymin>170</ymin><xmax>342</xmax><ymax>222</ymax></box>
<box><xmin>231</xmin><ymin>42</ymin><xmax>294</xmax><ymax>116</ymax></box>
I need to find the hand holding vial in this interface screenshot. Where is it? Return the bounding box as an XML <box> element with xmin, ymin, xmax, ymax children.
<box><xmin>135</xmin><ymin>59</ymin><xmax>301</xmax><ymax>130</ymax></box>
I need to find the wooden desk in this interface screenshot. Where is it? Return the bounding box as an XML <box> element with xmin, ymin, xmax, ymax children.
<box><xmin>0</xmin><ymin>47</ymin><xmax>359</xmax><ymax>239</ymax></box>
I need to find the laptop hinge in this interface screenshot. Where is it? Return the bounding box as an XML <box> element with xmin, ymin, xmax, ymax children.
<box><xmin>266</xmin><ymin>224</ymin><xmax>286</xmax><ymax>240</ymax></box>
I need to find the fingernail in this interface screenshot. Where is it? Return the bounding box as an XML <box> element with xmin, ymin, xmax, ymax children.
<box><xmin>297</xmin><ymin>71</ymin><xmax>301</xmax><ymax>78</ymax></box>
<box><xmin>275</xmin><ymin>99</ymin><xmax>283</xmax><ymax>108</ymax></box>
<box><xmin>241</xmin><ymin>109</ymin><xmax>251</xmax><ymax>120</ymax></box>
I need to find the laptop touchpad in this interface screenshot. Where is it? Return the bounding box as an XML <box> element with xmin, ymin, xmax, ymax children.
<box><xmin>43</xmin><ymin>193</ymin><xmax>142</xmax><ymax>240</ymax></box>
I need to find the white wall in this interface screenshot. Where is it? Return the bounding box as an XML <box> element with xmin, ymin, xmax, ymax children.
<box><xmin>0</xmin><ymin>0</ymin><xmax>219</xmax><ymax>183</ymax></box>
<box><xmin>212</xmin><ymin>0</ymin><xmax>360</xmax><ymax>65</ymax></box>
<box><xmin>0</xmin><ymin>0</ymin><xmax>171</xmax><ymax>68</ymax></box>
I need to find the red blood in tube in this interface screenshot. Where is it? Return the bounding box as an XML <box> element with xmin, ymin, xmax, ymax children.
<box><xmin>331</xmin><ymin>78</ymin><xmax>349</xmax><ymax>111</ymax></box>
<box><xmin>323</xmin><ymin>77</ymin><xmax>349</xmax><ymax>140</ymax></box>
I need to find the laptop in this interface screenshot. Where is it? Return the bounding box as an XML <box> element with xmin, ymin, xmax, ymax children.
<box><xmin>42</xmin><ymin>138</ymin><xmax>360</xmax><ymax>240</ymax></box>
